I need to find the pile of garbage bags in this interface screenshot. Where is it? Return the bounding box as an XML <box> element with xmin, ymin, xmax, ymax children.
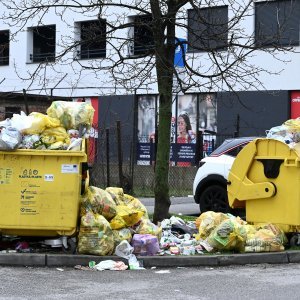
<box><xmin>78</xmin><ymin>186</ymin><xmax>161</xmax><ymax>256</ymax></box>
<box><xmin>267</xmin><ymin>118</ymin><xmax>300</xmax><ymax>151</ymax></box>
<box><xmin>194</xmin><ymin>211</ymin><xmax>287</xmax><ymax>253</ymax></box>
<box><xmin>78</xmin><ymin>187</ymin><xmax>288</xmax><ymax>256</ymax></box>
<box><xmin>0</xmin><ymin>101</ymin><xmax>94</xmax><ymax>151</ymax></box>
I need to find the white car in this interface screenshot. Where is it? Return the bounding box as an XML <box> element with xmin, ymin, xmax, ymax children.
<box><xmin>193</xmin><ymin>137</ymin><xmax>258</xmax><ymax>214</ymax></box>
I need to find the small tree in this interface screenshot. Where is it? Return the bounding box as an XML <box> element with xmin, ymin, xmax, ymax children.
<box><xmin>1</xmin><ymin>0</ymin><xmax>295</xmax><ymax>222</ymax></box>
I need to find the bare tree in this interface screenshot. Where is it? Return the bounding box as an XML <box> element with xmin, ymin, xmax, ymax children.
<box><xmin>1</xmin><ymin>0</ymin><xmax>297</xmax><ymax>222</ymax></box>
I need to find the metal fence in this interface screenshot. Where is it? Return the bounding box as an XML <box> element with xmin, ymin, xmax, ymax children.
<box><xmin>88</xmin><ymin>127</ymin><xmax>233</xmax><ymax>197</ymax></box>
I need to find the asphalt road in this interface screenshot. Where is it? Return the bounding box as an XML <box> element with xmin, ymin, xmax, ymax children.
<box><xmin>140</xmin><ymin>196</ymin><xmax>200</xmax><ymax>216</ymax></box>
<box><xmin>1</xmin><ymin>264</ymin><xmax>300</xmax><ymax>299</ymax></box>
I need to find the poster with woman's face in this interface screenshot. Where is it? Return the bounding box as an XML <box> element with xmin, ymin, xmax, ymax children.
<box><xmin>177</xmin><ymin>95</ymin><xmax>197</xmax><ymax>142</ymax></box>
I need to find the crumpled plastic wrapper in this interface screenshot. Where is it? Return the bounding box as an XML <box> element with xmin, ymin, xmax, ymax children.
<box><xmin>0</xmin><ymin>127</ymin><xmax>22</xmax><ymax>150</ymax></box>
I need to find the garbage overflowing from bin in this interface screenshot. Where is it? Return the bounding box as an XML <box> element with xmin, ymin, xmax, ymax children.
<box><xmin>0</xmin><ymin>105</ymin><xmax>294</xmax><ymax>266</ymax></box>
<box><xmin>228</xmin><ymin>118</ymin><xmax>300</xmax><ymax>241</ymax></box>
<box><xmin>0</xmin><ymin>101</ymin><xmax>95</xmax><ymax>150</ymax></box>
<box><xmin>0</xmin><ymin>101</ymin><xmax>92</xmax><ymax>239</ymax></box>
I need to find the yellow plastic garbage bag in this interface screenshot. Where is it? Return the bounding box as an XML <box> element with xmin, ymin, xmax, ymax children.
<box><xmin>78</xmin><ymin>212</ymin><xmax>115</xmax><ymax>256</ymax></box>
<box><xmin>195</xmin><ymin>211</ymin><xmax>229</xmax><ymax>241</ymax></box>
<box><xmin>41</xmin><ymin>126</ymin><xmax>70</xmax><ymax>145</ymax></box>
<box><xmin>133</xmin><ymin>218</ymin><xmax>162</xmax><ymax>239</ymax></box>
<box><xmin>245</xmin><ymin>223</ymin><xmax>287</xmax><ymax>252</ymax></box>
<box><xmin>106</xmin><ymin>187</ymin><xmax>125</xmax><ymax>205</ymax></box>
<box><xmin>112</xmin><ymin>228</ymin><xmax>132</xmax><ymax>248</ymax></box>
<box><xmin>123</xmin><ymin>194</ymin><xmax>149</xmax><ymax>219</ymax></box>
<box><xmin>284</xmin><ymin>118</ymin><xmax>300</xmax><ymax>132</ymax></box>
<box><xmin>81</xmin><ymin>186</ymin><xmax>117</xmax><ymax>221</ymax></box>
<box><xmin>110</xmin><ymin>205</ymin><xmax>143</xmax><ymax>230</ymax></box>
<box><xmin>206</xmin><ymin>218</ymin><xmax>247</xmax><ymax>252</ymax></box>
<box><xmin>46</xmin><ymin>101</ymin><xmax>94</xmax><ymax>130</ymax></box>
<box><xmin>23</xmin><ymin>112</ymin><xmax>60</xmax><ymax>135</ymax></box>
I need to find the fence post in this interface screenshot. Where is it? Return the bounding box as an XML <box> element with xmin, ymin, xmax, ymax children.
<box><xmin>116</xmin><ymin>120</ymin><xmax>124</xmax><ymax>188</ymax></box>
<box><xmin>150</xmin><ymin>137</ymin><xmax>154</xmax><ymax>166</ymax></box>
<box><xmin>195</xmin><ymin>130</ymin><xmax>204</xmax><ymax>165</ymax></box>
<box><xmin>106</xmin><ymin>128</ymin><xmax>110</xmax><ymax>187</ymax></box>
<box><xmin>234</xmin><ymin>114</ymin><xmax>240</xmax><ymax>137</ymax></box>
<box><xmin>130</xmin><ymin>90</ymin><xmax>138</xmax><ymax>193</ymax></box>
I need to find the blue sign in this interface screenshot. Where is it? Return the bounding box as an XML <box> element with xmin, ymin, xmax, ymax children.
<box><xmin>174</xmin><ymin>38</ymin><xmax>187</xmax><ymax>68</ymax></box>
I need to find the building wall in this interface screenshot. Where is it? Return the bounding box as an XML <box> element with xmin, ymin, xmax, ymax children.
<box><xmin>0</xmin><ymin>97</ymin><xmax>52</xmax><ymax>120</ymax></box>
<box><xmin>0</xmin><ymin>1</ymin><xmax>299</xmax><ymax>98</ymax></box>
<box><xmin>98</xmin><ymin>95</ymin><xmax>135</xmax><ymax>163</ymax></box>
<box><xmin>217</xmin><ymin>90</ymin><xmax>290</xmax><ymax>136</ymax></box>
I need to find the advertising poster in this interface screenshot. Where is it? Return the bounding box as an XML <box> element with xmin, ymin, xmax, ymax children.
<box><xmin>137</xmin><ymin>95</ymin><xmax>157</xmax><ymax>165</ymax></box>
<box><xmin>199</xmin><ymin>93</ymin><xmax>217</xmax><ymax>156</ymax></box>
<box><xmin>137</xmin><ymin>93</ymin><xmax>218</xmax><ymax>166</ymax></box>
<box><xmin>174</xmin><ymin>95</ymin><xmax>197</xmax><ymax>166</ymax></box>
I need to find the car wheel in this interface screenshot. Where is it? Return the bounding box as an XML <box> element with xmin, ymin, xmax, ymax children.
<box><xmin>199</xmin><ymin>184</ymin><xmax>230</xmax><ymax>213</ymax></box>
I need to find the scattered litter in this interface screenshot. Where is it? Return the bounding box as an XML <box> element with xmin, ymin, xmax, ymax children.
<box><xmin>155</xmin><ymin>270</ymin><xmax>170</xmax><ymax>274</ymax></box>
<box><xmin>93</xmin><ymin>260</ymin><xmax>128</xmax><ymax>271</ymax></box>
<box><xmin>74</xmin><ymin>265</ymin><xmax>96</xmax><ymax>271</ymax></box>
<box><xmin>89</xmin><ymin>261</ymin><xmax>96</xmax><ymax>268</ymax></box>
<box><xmin>56</xmin><ymin>268</ymin><xmax>64</xmax><ymax>272</ymax></box>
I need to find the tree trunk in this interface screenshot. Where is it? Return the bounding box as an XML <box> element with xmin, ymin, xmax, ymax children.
<box><xmin>151</xmin><ymin>1</ymin><xmax>177</xmax><ymax>224</ymax></box>
<box><xmin>153</xmin><ymin>89</ymin><xmax>172</xmax><ymax>223</ymax></box>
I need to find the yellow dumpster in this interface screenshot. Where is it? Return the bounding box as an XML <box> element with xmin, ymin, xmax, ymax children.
<box><xmin>0</xmin><ymin>139</ymin><xmax>88</xmax><ymax>237</ymax></box>
<box><xmin>228</xmin><ymin>138</ymin><xmax>300</xmax><ymax>233</ymax></box>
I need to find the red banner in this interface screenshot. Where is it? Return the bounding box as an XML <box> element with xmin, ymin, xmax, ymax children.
<box><xmin>73</xmin><ymin>97</ymin><xmax>99</xmax><ymax>163</ymax></box>
<box><xmin>291</xmin><ymin>91</ymin><xmax>300</xmax><ymax>119</ymax></box>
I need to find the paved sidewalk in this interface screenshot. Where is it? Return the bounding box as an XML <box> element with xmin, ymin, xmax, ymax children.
<box><xmin>1</xmin><ymin>251</ymin><xmax>300</xmax><ymax>268</ymax></box>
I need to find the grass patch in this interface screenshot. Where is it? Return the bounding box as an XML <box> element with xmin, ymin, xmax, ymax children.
<box><xmin>148</xmin><ymin>213</ymin><xmax>197</xmax><ymax>222</ymax></box>
<box><xmin>133</xmin><ymin>188</ymin><xmax>193</xmax><ymax>198</ymax></box>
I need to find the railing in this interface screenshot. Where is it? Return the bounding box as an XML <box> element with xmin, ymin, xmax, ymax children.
<box><xmin>78</xmin><ymin>49</ymin><xmax>106</xmax><ymax>59</ymax></box>
<box><xmin>0</xmin><ymin>56</ymin><xmax>9</xmax><ymax>66</ymax></box>
<box><xmin>30</xmin><ymin>53</ymin><xmax>55</xmax><ymax>63</ymax></box>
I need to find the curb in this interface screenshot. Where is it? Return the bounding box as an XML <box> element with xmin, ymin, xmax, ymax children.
<box><xmin>0</xmin><ymin>251</ymin><xmax>299</xmax><ymax>268</ymax></box>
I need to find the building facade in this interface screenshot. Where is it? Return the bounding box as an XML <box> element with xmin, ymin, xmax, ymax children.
<box><xmin>0</xmin><ymin>1</ymin><xmax>300</xmax><ymax>164</ymax></box>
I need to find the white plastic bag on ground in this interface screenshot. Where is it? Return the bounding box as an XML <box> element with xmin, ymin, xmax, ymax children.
<box><xmin>114</xmin><ymin>240</ymin><xmax>145</xmax><ymax>270</ymax></box>
<box><xmin>94</xmin><ymin>260</ymin><xmax>128</xmax><ymax>271</ymax></box>
<box><xmin>115</xmin><ymin>240</ymin><xmax>134</xmax><ymax>259</ymax></box>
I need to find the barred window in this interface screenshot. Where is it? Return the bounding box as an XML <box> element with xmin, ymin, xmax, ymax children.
<box><xmin>188</xmin><ymin>6</ymin><xmax>228</xmax><ymax>52</ymax></box>
<box><xmin>255</xmin><ymin>0</ymin><xmax>300</xmax><ymax>47</ymax></box>
<box><xmin>80</xmin><ymin>19</ymin><xmax>106</xmax><ymax>59</ymax></box>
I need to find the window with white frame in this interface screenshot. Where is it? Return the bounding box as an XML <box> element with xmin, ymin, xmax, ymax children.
<box><xmin>255</xmin><ymin>0</ymin><xmax>300</xmax><ymax>47</ymax></box>
<box><xmin>187</xmin><ymin>6</ymin><xmax>228</xmax><ymax>52</ymax></box>
<box><xmin>78</xmin><ymin>19</ymin><xmax>106</xmax><ymax>59</ymax></box>
<box><xmin>28</xmin><ymin>25</ymin><xmax>56</xmax><ymax>63</ymax></box>
<box><xmin>0</xmin><ymin>30</ymin><xmax>9</xmax><ymax>66</ymax></box>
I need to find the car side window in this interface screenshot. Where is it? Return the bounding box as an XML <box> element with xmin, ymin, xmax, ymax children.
<box><xmin>226</xmin><ymin>145</ymin><xmax>246</xmax><ymax>157</ymax></box>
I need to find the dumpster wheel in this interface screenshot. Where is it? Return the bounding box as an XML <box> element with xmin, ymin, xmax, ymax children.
<box><xmin>62</xmin><ymin>237</ymin><xmax>77</xmax><ymax>254</ymax></box>
<box><xmin>289</xmin><ymin>234</ymin><xmax>300</xmax><ymax>247</ymax></box>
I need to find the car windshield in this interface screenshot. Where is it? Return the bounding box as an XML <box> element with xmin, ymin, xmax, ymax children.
<box><xmin>210</xmin><ymin>137</ymin><xmax>258</xmax><ymax>157</ymax></box>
